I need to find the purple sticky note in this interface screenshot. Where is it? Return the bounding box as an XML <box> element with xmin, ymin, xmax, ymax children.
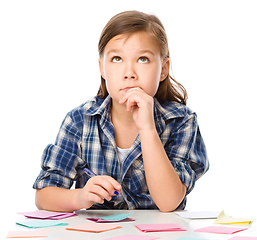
<box><xmin>18</xmin><ymin>210</ymin><xmax>77</xmax><ymax>220</ymax></box>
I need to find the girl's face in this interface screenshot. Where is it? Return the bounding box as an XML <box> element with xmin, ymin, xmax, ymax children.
<box><xmin>99</xmin><ymin>31</ymin><xmax>169</xmax><ymax>105</ymax></box>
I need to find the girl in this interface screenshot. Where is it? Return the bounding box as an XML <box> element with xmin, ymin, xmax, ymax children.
<box><xmin>34</xmin><ymin>10</ymin><xmax>209</xmax><ymax>212</ymax></box>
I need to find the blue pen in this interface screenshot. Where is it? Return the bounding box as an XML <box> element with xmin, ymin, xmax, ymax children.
<box><xmin>83</xmin><ymin>168</ymin><xmax>119</xmax><ymax>195</ymax></box>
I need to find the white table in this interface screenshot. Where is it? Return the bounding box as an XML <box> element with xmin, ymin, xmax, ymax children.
<box><xmin>4</xmin><ymin>210</ymin><xmax>257</xmax><ymax>239</ymax></box>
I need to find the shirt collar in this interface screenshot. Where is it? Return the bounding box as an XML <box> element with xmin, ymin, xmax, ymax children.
<box><xmin>84</xmin><ymin>95</ymin><xmax>112</xmax><ymax>129</ymax></box>
<box><xmin>85</xmin><ymin>95</ymin><xmax>188</xmax><ymax>133</ymax></box>
<box><xmin>85</xmin><ymin>95</ymin><xmax>111</xmax><ymax>116</ymax></box>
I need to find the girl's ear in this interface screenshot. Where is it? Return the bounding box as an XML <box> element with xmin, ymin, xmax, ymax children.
<box><xmin>99</xmin><ymin>58</ymin><xmax>105</xmax><ymax>79</ymax></box>
<box><xmin>160</xmin><ymin>58</ymin><xmax>170</xmax><ymax>82</ymax></box>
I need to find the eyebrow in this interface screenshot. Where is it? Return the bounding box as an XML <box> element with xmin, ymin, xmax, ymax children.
<box><xmin>106</xmin><ymin>49</ymin><xmax>155</xmax><ymax>56</ymax></box>
<box><xmin>106</xmin><ymin>49</ymin><xmax>122</xmax><ymax>55</ymax></box>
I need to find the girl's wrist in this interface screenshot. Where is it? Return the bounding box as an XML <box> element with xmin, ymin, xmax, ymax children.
<box><xmin>70</xmin><ymin>188</ymin><xmax>85</xmax><ymax>211</ymax></box>
<box><xmin>138</xmin><ymin>127</ymin><xmax>158</xmax><ymax>140</ymax></box>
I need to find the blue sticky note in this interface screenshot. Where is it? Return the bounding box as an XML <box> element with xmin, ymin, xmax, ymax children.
<box><xmin>16</xmin><ymin>220</ymin><xmax>68</xmax><ymax>228</ymax></box>
<box><xmin>100</xmin><ymin>213</ymin><xmax>132</xmax><ymax>221</ymax></box>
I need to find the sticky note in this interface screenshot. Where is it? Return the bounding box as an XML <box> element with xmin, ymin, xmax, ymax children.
<box><xmin>16</xmin><ymin>219</ymin><xmax>68</xmax><ymax>228</ymax></box>
<box><xmin>6</xmin><ymin>230</ymin><xmax>48</xmax><ymax>238</ymax></box>
<box><xmin>53</xmin><ymin>239</ymin><xmax>72</xmax><ymax>240</ymax></box>
<box><xmin>214</xmin><ymin>210</ymin><xmax>253</xmax><ymax>225</ymax></box>
<box><xmin>228</xmin><ymin>237</ymin><xmax>257</xmax><ymax>240</ymax></box>
<box><xmin>18</xmin><ymin>210</ymin><xmax>76</xmax><ymax>220</ymax></box>
<box><xmin>135</xmin><ymin>223</ymin><xmax>186</xmax><ymax>232</ymax></box>
<box><xmin>194</xmin><ymin>226</ymin><xmax>248</xmax><ymax>234</ymax></box>
<box><xmin>176</xmin><ymin>238</ymin><xmax>211</xmax><ymax>240</ymax></box>
<box><xmin>103</xmin><ymin>234</ymin><xmax>160</xmax><ymax>240</ymax></box>
<box><xmin>175</xmin><ymin>211</ymin><xmax>221</xmax><ymax>219</ymax></box>
<box><xmin>53</xmin><ymin>239</ymin><xmax>71</xmax><ymax>240</ymax></box>
<box><xmin>66</xmin><ymin>222</ymin><xmax>122</xmax><ymax>233</ymax></box>
<box><xmin>87</xmin><ymin>213</ymin><xmax>134</xmax><ymax>223</ymax></box>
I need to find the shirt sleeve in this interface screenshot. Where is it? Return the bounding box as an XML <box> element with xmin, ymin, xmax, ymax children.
<box><xmin>165</xmin><ymin>112</ymin><xmax>209</xmax><ymax>195</ymax></box>
<box><xmin>33</xmin><ymin>111</ymin><xmax>86</xmax><ymax>190</ymax></box>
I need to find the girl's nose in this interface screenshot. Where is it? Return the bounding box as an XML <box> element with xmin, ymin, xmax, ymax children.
<box><xmin>124</xmin><ymin>63</ymin><xmax>138</xmax><ymax>80</ymax></box>
<box><xmin>124</xmin><ymin>74</ymin><xmax>137</xmax><ymax>80</ymax></box>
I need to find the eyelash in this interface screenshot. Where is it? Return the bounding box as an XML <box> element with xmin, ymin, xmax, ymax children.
<box><xmin>138</xmin><ymin>56</ymin><xmax>149</xmax><ymax>63</ymax></box>
<box><xmin>112</xmin><ymin>56</ymin><xmax>122</xmax><ymax>62</ymax></box>
<box><xmin>111</xmin><ymin>56</ymin><xmax>150</xmax><ymax>63</ymax></box>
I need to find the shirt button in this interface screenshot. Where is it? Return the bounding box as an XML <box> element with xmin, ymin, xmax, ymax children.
<box><xmin>127</xmin><ymin>195</ymin><xmax>132</xmax><ymax>202</ymax></box>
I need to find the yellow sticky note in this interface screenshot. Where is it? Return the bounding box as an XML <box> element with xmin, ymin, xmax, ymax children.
<box><xmin>214</xmin><ymin>210</ymin><xmax>253</xmax><ymax>225</ymax></box>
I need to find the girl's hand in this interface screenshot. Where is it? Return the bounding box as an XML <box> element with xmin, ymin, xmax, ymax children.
<box><xmin>119</xmin><ymin>87</ymin><xmax>155</xmax><ymax>132</ymax></box>
<box><xmin>77</xmin><ymin>175</ymin><xmax>121</xmax><ymax>209</ymax></box>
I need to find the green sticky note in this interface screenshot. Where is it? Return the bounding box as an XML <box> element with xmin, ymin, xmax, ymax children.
<box><xmin>100</xmin><ymin>213</ymin><xmax>132</xmax><ymax>221</ymax></box>
<box><xmin>16</xmin><ymin>219</ymin><xmax>68</xmax><ymax>228</ymax></box>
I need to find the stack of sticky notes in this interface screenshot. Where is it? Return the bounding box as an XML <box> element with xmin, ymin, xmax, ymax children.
<box><xmin>214</xmin><ymin>210</ymin><xmax>253</xmax><ymax>225</ymax></box>
<box><xmin>191</xmin><ymin>210</ymin><xmax>254</xmax><ymax>237</ymax></box>
<box><xmin>6</xmin><ymin>210</ymin><xmax>75</xmax><ymax>238</ymax></box>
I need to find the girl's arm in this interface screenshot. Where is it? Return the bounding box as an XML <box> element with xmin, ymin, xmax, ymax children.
<box><xmin>36</xmin><ymin>176</ymin><xmax>121</xmax><ymax>212</ymax></box>
<box><xmin>120</xmin><ymin>87</ymin><xmax>186</xmax><ymax>212</ymax></box>
<box><xmin>139</xmin><ymin>128</ymin><xmax>186</xmax><ymax>212</ymax></box>
<box><xmin>36</xmin><ymin>187</ymin><xmax>82</xmax><ymax>212</ymax></box>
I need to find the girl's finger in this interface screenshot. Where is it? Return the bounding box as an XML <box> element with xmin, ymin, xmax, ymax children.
<box><xmin>89</xmin><ymin>184</ymin><xmax>112</xmax><ymax>201</ymax></box>
<box><xmin>92</xmin><ymin>176</ymin><xmax>121</xmax><ymax>196</ymax></box>
<box><xmin>126</xmin><ymin>96</ymin><xmax>139</xmax><ymax>112</ymax></box>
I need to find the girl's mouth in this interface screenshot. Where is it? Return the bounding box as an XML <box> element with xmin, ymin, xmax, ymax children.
<box><xmin>121</xmin><ymin>86</ymin><xmax>136</xmax><ymax>91</ymax></box>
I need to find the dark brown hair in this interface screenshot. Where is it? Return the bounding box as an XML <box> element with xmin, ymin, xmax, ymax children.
<box><xmin>97</xmin><ymin>10</ymin><xmax>188</xmax><ymax>105</ymax></box>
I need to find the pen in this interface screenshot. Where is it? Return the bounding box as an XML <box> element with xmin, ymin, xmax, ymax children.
<box><xmin>83</xmin><ymin>168</ymin><xmax>119</xmax><ymax>195</ymax></box>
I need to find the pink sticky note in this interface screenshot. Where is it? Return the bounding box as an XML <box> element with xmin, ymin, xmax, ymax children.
<box><xmin>50</xmin><ymin>212</ymin><xmax>77</xmax><ymax>220</ymax></box>
<box><xmin>229</xmin><ymin>237</ymin><xmax>257</xmax><ymax>240</ymax></box>
<box><xmin>103</xmin><ymin>234</ymin><xmax>160</xmax><ymax>240</ymax></box>
<box><xmin>18</xmin><ymin>210</ymin><xmax>76</xmax><ymax>220</ymax></box>
<box><xmin>6</xmin><ymin>230</ymin><xmax>48</xmax><ymax>238</ymax></box>
<box><xmin>135</xmin><ymin>223</ymin><xmax>186</xmax><ymax>232</ymax></box>
<box><xmin>53</xmin><ymin>239</ymin><xmax>72</xmax><ymax>240</ymax></box>
<box><xmin>66</xmin><ymin>222</ymin><xmax>122</xmax><ymax>233</ymax></box>
<box><xmin>194</xmin><ymin>226</ymin><xmax>248</xmax><ymax>234</ymax></box>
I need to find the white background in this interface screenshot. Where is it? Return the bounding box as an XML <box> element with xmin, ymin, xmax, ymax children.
<box><xmin>1</xmin><ymin>0</ymin><xmax>256</xmax><ymax>234</ymax></box>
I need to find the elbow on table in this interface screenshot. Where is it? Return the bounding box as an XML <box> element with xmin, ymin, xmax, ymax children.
<box><xmin>158</xmin><ymin>204</ymin><xmax>178</xmax><ymax>213</ymax></box>
<box><xmin>157</xmin><ymin>188</ymin><xmax>187</xmax><ymax>212</ymax></box>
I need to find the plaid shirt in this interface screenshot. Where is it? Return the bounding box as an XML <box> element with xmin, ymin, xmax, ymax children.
<box><xmin>33</xmin><ymin>95</ymin><xmax>209</xmax><ymax>210</ymax></box>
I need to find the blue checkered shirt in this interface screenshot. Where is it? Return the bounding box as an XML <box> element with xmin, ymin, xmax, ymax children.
<box><xmin>33</xmin><ymin>95</ymin><xmax>209</xmax><ymax>210</ymax></box>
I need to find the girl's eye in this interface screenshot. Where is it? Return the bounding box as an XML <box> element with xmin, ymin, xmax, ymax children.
<box><xmin>112</xmin><ymin>56</ymin><xmax>122</xmax><ymax>63</ymax></box>
<box><xmin>138</xmin><ymin>57</ymin><xmax>149</xmax><ymax>63</ymax></box>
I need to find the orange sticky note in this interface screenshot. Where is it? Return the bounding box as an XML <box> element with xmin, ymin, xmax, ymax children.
<box><xmin>6</xmin><ymin>230</ymin><xmax>48</xmax><ymax>238</ymax></box>
<box><xmin>66</xmin><ymin>222</ymin><xmax>122</xmax><ymax>233</ymax></box>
